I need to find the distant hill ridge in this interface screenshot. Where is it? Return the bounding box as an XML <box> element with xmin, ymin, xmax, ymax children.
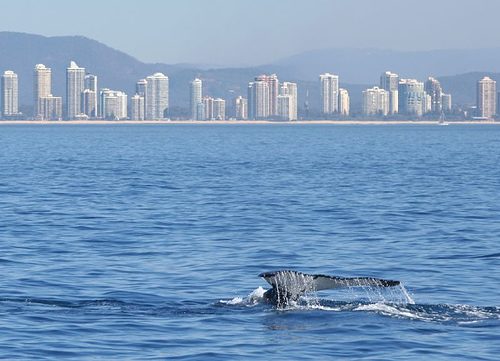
<box><xmin>0</xmin><ymin>32</ymin><xmax>499</xmax><ymax>111</ymax></box>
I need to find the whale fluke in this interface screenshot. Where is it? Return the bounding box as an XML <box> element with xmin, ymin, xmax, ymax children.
<box><xmin>259</xmin><ymin>270</ymin><xmax>400</xmax><ymax>307</ymax></box>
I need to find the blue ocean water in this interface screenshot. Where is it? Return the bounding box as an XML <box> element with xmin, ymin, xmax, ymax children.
<box><xmin>0</xmin><ymin>124</ymin><xmax>499</xmax><ymax>360</ymax></box>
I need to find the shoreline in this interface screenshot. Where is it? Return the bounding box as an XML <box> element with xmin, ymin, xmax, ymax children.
<box><xmin>0</xmin><ymin>120</ymin><xmax>499</xmax><ymax>125</ymax></box>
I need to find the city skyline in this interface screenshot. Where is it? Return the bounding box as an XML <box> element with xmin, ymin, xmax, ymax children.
<box><xmin>2</xmin><ymin>60</ymin><xmax>500</xmax><ymax>121</ymax></box>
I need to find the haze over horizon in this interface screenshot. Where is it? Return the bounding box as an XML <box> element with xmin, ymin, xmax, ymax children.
<box><xmin>2</xmin><ymin>0</ymin><xmax>500</xmax><ymax>67</ymax></box>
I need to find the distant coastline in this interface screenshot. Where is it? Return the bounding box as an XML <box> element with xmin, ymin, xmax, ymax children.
<box><xmin>0</xmin><ymin>120</ymin><xmax>499</xmax><ymax>125</ymax></box>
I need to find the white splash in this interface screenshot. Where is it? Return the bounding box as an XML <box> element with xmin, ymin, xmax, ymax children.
<box><xmin>354</xmin><ymin>302</ymin><xmax>422</xmax><ymax>320</ymax></box>
<box><xmin>219</xmin><ymin>286</ymin><xmax>266</xmax><ymax>306</ymax></box>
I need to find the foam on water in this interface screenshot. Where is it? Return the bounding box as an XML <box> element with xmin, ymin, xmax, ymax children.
<box><xmin>217</xmin><ymin>285</ymin><xmax>500</xmax><ymax>325</ymax></box>
<box><xmin>219</xmin><ymin>287</ymin><xmax>266</xmax><ymax>306</ymax></box>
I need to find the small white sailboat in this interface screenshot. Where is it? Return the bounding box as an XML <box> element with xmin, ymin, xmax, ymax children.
<box><xmin>439</xmin><ymin>111</ymin><xmax>449</xmax><ymax>125</ymax></box>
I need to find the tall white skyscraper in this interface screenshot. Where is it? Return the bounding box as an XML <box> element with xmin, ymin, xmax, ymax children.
<box><xmin>398</xmin><ymin>79</ymin><xmax>426</xmax><ymax>117</ymax></box>
<box><xmin>320</xmin><ymin>73</ymin><xmax>339</xmax><ymax>114</ymax></box>
<box><xmin>278</xmin><ymin>82</ymin><xmax>298</xmax><ymax>120</ymax></box>
<box><xmin>202</xmin><ymin>96</ymin><xmax>213</xmax><ymax>120</ymax></box>
<box><xmin>39</xmin><ymin>95</ymin><xmax>62</xmax><ymax>121</ymax></box>
<box><xmin>338</xmin><ymin>88</ymin><xmax>350</xmax><ymax>116</ymax></box>
<box><xmin>100</xmin><ymin>89</ymin><xmax>127</xmax><ymax>120</ymax></box>
<box><xmin>363</xmin><ymin>86</ymin><xmax>389</xmax><ymax>116</ymax></box>
<box><xmin>131</xmin><ymin>94</ymin><xmax>145</xmax><ymax>121</ymax></box>
<box><xmin>82</xmin><ymin>89</ymin><xmax>97</xmax><ymax>118</ymax></box>
<box><xmin>425</xmin><ymin>77</ymin><xmax>443</xmax><ymax>113</ymax></box>
<box><xmin>1</xmin><ymin>70</ymin><xmax>19</xmax><ymax>118</ymax></box>
<box><xmin>282</xmin><ymin>82</ymin><xmax>298</xmax><ymax>120</ymax></box>
<box><xmin>477</xmin><ymin>76</ymin><xmax>497</xmax><ymax>119</ymax></box>
<box><xmin>277</xmin><ymin>95</ymin><xmax>293</xmax><ymax>121</ymax></box>
<box><xmin>136</xmin><ymin>79</ymin><xmax>147</xmax><ymax>98</ymax></box>
<box><xmin>135</xmin><ymin>78</ymin><xmax>148</xmax><ymax>120</ymax></box>
<box><xmin>145</xmin><ymin>73</ymin><xmax>169</xmax><ymax>120</ymax></box>
<box><xmin>248</xmin><ymin>80</ymin><xmax>269</xmax><ymax>119</ymax></box>
<box><xmin>212</xmin><ymin>98</ymin><xmax>226</xmax><ymax>120</ymax></box>
<box><xmin>380</xmin><ymin>71</ymin><xmax>399</xmax><ymax>114</ymax></box>
<box><xmin>33</xmin><ymin>64</ymin><xmax>51</xmax><ymax>118</ymax></box>
<box><xmin>255</xmin><ymin>74</ymin><xmax>279</xmax><ymax>117</ymax></box>
<box><xmin>66</xmin><ymin>61</ymin><xmax>85</xmax><ymax>120</ymax></box>
<box><xmin>442</xmin><ymin>93</ymin><xmax>452</xmax><ymax>112</ymax></box>
<box><xmin>190</xmin><ymin>78</ymin><xmax>203</xmax><ymax>120</ymax></box>
<box><xmin>234</xmin><ymin>96</ymin><xmax>248</xmax><ymax>120</ymax></box>
<box><xmin>84</xmin><ymin>74</ymin><xmax>98</xmax><ymax>118</ymax></box>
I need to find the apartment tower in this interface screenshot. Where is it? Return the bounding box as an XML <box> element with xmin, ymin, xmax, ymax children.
<box><xmin>363</xmin><ymin>86</ymin><xmax>389</xmax><ymax>117</ymax></box>
<box><xmin>398</xmin><ymin>79</ymin><xmax>425</xmax><ymax>117</ymax></box>
<box><xmin>320</xmin><ymin>73</ymin><xmax>339</xmax><ymax>114</ymax></box>
<box><xmin>145</xmin><ymin>73</ymin><xmax>169</xmax><ymax>120</ymax></box>
<box><xmin>33</xmin><ymin>64</ymin><xmax>51</xmax><ymax>118</ymax></box>
<box><xmin>425</xmin><ymin>77</ymin><xmax>443</xmax><ymax>113</ymax></box>
<box><xmin>339</xmin><ymin>88</ymin><xmax>350</xmax><ymax>116</ymax></box>
<box><xmin>247</xmin><ymin>80</ymin><xmax>269</xmax><ymax>119</ymax></box>
<box><xmin>477</xmin><ymin>76</ymin><xmax>497</xmax><ymax>119</ymax></box>
<box><xmin>84</xmin><ymin>74</ymin><xmax>98</xmax><ymax>118</ymax></box>
<box><xmin>190</xmin><ymin>78</ymin><xmax>203</xmax><ymax>120</ymax></box>
<box><xmin>1</xmin><ymin>70</ymin><xmax>19</xmax><ymax>118</ymax></box>
<box><xmin>234</xmin><ymin>96</ymin><xmax>248</xmax><ymax>120</ymax></box>
<box><xmin>380</xmin><ymin>71</ymin><xmax>399</xmax><ymax>114</ymax></box>
<box><xmin>66</xmin><ymin>61</ymin><xmax>85</xmax><ymax>119</ymax></box>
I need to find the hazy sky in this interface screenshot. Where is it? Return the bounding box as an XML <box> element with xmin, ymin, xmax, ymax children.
<box><xmin>3</xmin><ymin>0</ymin><xmax>500</xmax><ymax>66</ymax></box>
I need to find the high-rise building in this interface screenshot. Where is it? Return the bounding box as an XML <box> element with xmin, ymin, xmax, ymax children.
<box><xmin>248</xmin><ymin>80</ymin><xmax>269</xmax><ymax>119</ymax></box>
<box><xmin>425</xmin><ymin>77</ymin><xmax>443</xmax><ymax>113</ymax></box>
<box><xmin>84</xmin><ymin>74</ymin><xmax>97</xmax><ymax>92</ymax></box>
<box><xmin>363</xmin><ymin>86</ymin><xmax>389</xmax><ymax>117</ymax></box>
<box><xmin>424</xmin><ymin>93</ymin><xmax>432</xmax><ymax>114</ymax></box>
<box><xmin>1</xmin><ymin>70</ymin><xmax>19</xmax><ymax>118</ymax></box>
<box><xmin>277</xmin><ymin>82</ymin><xmax>298</xmax><ymax>120</ymax></box>
<box><xmin>39</xmin><ymin>95</ymin><xmax>62</xmax><ymax>121</ymax></box>
<box><xmin>442</xmin><ymin>93</ymin><xmax>452</xmax><ymax>112</ymax></box>
<box><xmin>339</xmin><ymin>88</ymin><xmax>350</xmax><ymax>116</ymax></box>
<box><xmin>212</xmin><ymin>98</ymin><xmax>226</xmax><ymax>120</ymax></box>
<box><xmin>136</xmin><ymin>79</ymin><xmax>147</xmax><ymax>97</ymax></box>
<box><xmin>380</xmin><ymin>71</ymin><xmax>399</xmax><ymax>114</ymax></box>
<box><xmin>131</xmin><ymin>94</ymin><xmax>145</xmax><ymax>121</ymax></box>
<box><xmin>281</xmin><ymin>82</ymin><xmax>298</xmax><ymax>120</ymax></box>
<box><xmin>197</xmin><ymin>102</ymin><xmax>205</xmax><ymax>121</ymax></box>
<box><xmin>477</xmin><ymin>76</ymin><xmax>497</xmax><ymax>119</ymax></box>
<box><xmin>82</xmin><ymin>89</ymin><xmax>97</xmax><ymax>118</ymax></box>
<box><xmin>66</xmin><ymin>61</ymin><xmax>85</xmax><ymax>120</ymax></box>
<box><xmin>202</xmin><ymin>96</ymin><xmax>213</xmax><ymax>120</ymax></box>
<box><xmin>135</xmin><ymin>78</ymin><xmax>148</xmax><ymax>120</ymax></box>
<box><xmin>100</xmin><ymin>89</ymin><xmax>127</xmax><ymax>120</ymax></box>
<box><xmin>320</xmin><ymin>73</ymin><xmax>339</xmax><ymax>114</ymax></box>
<box><xmin>190</xmin><ymin>78</ymin><xmax>203</xmax><ymax>120</ymax></box>
<box><xmin>115</xmin><ymin>91</ymin><xmax>128</xmax><ymax>119</ymax></box>
<box><xmin>145</xmin><ymin>73</ymin><xmax>169</xmax><ymax>120</ymax></box>
<box><xmin>255</xmin><ymin>74</ymin><xmax>279</xmax><ymax>117</ymax></box>
<box><xmin>33</xmin><ymin>64</ymin><xmax>51</xmax><ymax>118</ymax></box>
<box><xmin>277</xmin><ymin>94</ymin><xmax>293</xmax><ymax>121</ymax></box>
<box><xmin>398</xmin><ymin>79</ymin><xmax>426</xmax><ymax>117</ymax></box>
<box><xmin>234</xmin><ymin>96</ymin><xmax>248</xmax><ymax>120</ymax></box>
<box><xmin>84</xmin><ymin>74</ymin><xmax>98</xmax><ymax>117</ymax></box>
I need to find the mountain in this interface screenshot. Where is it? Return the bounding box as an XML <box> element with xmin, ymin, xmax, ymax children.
<box><xmin>272</xmin><ymin>47</ymin><xmax>500</xmax><ymax>84</ymax></box>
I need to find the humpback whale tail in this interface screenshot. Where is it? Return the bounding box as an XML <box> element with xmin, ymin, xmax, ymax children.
<box><xmin>260</xmin><ymin>270</ymin><xmax>401</xmax><ymax>307</ymax></box>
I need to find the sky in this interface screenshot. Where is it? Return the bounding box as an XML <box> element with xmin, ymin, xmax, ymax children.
<box><xmin>3</xmin><ymin>0</ymin><xmax>500</xmax><ymax>66</ymax></box>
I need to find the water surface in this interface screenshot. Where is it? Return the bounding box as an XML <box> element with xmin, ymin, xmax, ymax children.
<box><xmin>1</xmin><ymin>124</ymin><xmax>499</xmax><ymax>360</ymax></box>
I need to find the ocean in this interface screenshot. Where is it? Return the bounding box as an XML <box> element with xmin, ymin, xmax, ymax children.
<box><xmin>1</xmin><ymin>124</ymin><xmax>499</xmax><ymax>360</ymax></box>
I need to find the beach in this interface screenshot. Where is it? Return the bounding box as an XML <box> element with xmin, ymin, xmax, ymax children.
<box><xmin>1</xmin><ymin>119</ymin><xmax>499</xmax><ymax>125</ymax></box>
